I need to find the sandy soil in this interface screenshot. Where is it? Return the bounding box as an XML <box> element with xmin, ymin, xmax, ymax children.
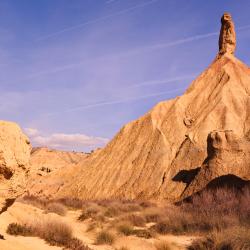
<box><xmin>0</xmin><ymin>202</ymin><xmax>196</xmax><ymax>250</ymax></box>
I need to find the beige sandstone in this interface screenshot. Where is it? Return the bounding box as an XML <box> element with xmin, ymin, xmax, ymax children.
<box><xmin>29</xmin><ymin>147</ymin><xmax>87</xmax><ymax>177</ymax></box>
<box><xmin>0</xmin><ymin>121</ymin><xmax>31</xmax><ymax>213</ymax></box>
<box><xmin>28</xmin><ymin>13</ymin><xmax>250</xmax><ymax>201</ymax></box>
<box><xmin>218</xmin><ymin>12</ymin><xmax>236</xmax><ymax>57</ymax></box>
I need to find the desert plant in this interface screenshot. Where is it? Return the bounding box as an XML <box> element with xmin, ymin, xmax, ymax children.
<box><xmin>95</xmin><ymin>231</ymin><xmax>115</xmax><ymax>245</ymax></box>
<box><xmin>124</xmin><ymin>214</ymin><xmax>146</xmax><ymax>227</ymax></box>
<box><xmin>132</xmin><ymin>229</ymin><xmax>153</xmax><ymax>239</ymax></box>
<box><xmin>189</xmin><ymin>226</ymin><xmax>250</xmax><ymax>250</ymax></box>
<box><xmin>6</xmin><ymin>218</ymin><xmax>90</xmax><ymax>250</ymax></box>
<box><xmin>144</xmin><ymin>208</ymin><xmax>163</xmax><ymax>223</ymax></box>
<box><xmin>104</xmin><ymin>206</ymin><xmax>120</xmax><ymax>217</ymax></box>
<box><xmin>139</xmin><ymin>200</ymin><xmax>156</xmax><ymax>208</ymax></box>
<box><xmin>56</xmin><ymin>198</ymin><xmax>86</xmax><ymax>210</ymax></box>
<box><xmin>117</xmin><ymin>223</ymin><xmax>134</xmax><ymax>236</ymax></box>
<box><xmin>46</xmin><ymin>202</ymin><xmax>67</xmax><ymax>216</ymax></box>
<box><xmin>155</xmin><ymin>241</ymin><xmax>173</xmax><ymax>250</ymax></box>
<box><xmin>63</xmin><ymin>238</ymin><xmax>93</xmax><ymax>250</ymax></box>
<box><xmin>19</xmin><ymin>195</ymin><xmax>47</xmax><ymax>210</ymax></box>
<box><xmin>39</xmin><ymin>219</ymin><xmax>73</xmax><ymax>246</ymax></box>
<box><xmin>78</xmin><ymin>206</ymin><xmax>100</xmax><ymax>221</ymax></box>
<box><xmin>7</xmin><ymin>223</ymin><xmax>32</xmax><ymax>236</ymax></box>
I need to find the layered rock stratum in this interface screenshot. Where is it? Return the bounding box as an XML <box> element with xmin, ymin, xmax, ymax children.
<box><xmin>0</xmin><ymin>121</ymin><xmax>31</xmax><ymax>213</ymax></box>
<box><xmin>28</xmin><ymin>13</ymin><xmax>250</xmax><ymax>201</ymax></box>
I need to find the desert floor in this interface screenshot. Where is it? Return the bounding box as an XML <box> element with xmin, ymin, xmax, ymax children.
<box><xmin>0</xmin><ymin>202</ymin><xmax>196</xmax><ymax>250</ymax></box>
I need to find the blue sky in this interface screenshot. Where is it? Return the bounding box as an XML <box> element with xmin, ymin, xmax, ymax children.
<box><xmin>0</xmin><ymin>0</ymin><xmax>249</xmax><ymax>151</ymax></box>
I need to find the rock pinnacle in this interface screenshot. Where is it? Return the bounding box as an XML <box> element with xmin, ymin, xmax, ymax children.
<box><xmin>218</xmin><ymin>12</ymin><xmax>236</xmax><ymax>57</ymax></box>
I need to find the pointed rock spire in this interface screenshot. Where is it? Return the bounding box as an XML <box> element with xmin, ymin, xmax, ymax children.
<box><xmin>218</xmin><ymin>12</ymin><xmax>236</xmax><ymax>57</ymax></box>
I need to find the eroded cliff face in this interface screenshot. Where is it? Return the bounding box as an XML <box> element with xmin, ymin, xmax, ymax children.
<box><xmin>0</xmin><ymin>121</ymin><xmax>31</xmax><ymax>213</ymax></box>
<box><xmin>28</xmin><ymin>13</ymin><xmax>250</xmax><ymax>201</ymax></box>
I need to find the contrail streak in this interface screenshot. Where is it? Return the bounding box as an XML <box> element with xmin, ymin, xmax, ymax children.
<box><xmin>118</xmin><ymin>24</ymin><xmax>250</xmax><ymax>56</ymax></box>
<box><xmin>37</xmin><ymin>0</ymin><xmax>158</xmax><ymax>40</ymax></box>
<box><xmin>29</xmin><ymin>24</ymin><xmax>250</xmax><ymax>78</ymax></box>
<box><xmin>45</xmin><ymin>87</ymin><xmax>185</xmax><ymax>116</ymax></box>
<box><xmin>106</xmin><ymin>0</ymin><xmax>119</xmax><ymax>3</ymax></box>
<box><xmin>126</xmin><ymin>75</ymin><xmax>196</xmax><ymax>88</ymax></box>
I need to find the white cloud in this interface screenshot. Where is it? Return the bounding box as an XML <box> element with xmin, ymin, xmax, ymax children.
<box><xmin>24</xmin><ymin>128</ymin><xmax>40</xmax><ymax>137</ymax></box>
<box><xmin>25</xmin><ymin>128</ymin><xmax>109</xmax><ymax>152</ymax></box>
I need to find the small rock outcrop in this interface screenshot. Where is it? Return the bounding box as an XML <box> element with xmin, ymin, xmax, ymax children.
<box><xmin>0</xmin><ymin>121</ymin><xmax>31</xmax><ymax>213</ymax></box>
<box><xmin>218</xmin><ymin>12</ymin><xmax>236</xmax><ymax>57</ymax></box>
<box><xmin>182</xmin><ymin>130</ymin><xmax>250</xmax><ymax>198</ymax></box>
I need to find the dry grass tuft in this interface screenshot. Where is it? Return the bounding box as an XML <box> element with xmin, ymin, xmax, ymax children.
<box><xmin>57</xmin><ymin>198</ymin><xmax>86</xmax><ymax>210</ymax></box>
<box><xmin>63</xmin><ymin>238</ymin><xmax>93</xmax><ymax>250</ymax></box>
<box><xmin>152</xmin><ymin>187</ymin><xmax>250</xmax><ymax>235</ymax></box>
<box><xmin>7</xmin><ymin>218</ymin><xmax>92</xmax><ymax>250</ymax></box>
<box><xmin>189</xmin><ymin>227</ymin><xmax>250</xmax><ymax>250</ymax></box>
<box><xmin>132</xmin><ymin>229</ymin><xmax>153</xmax><ymax>239</ymax></box>
<box><xmin>20</xmin><ymin>195</ymin><xmax>47</xmax><ymax>210</ymax></box>
<box><xmin>7</xmin><ymin>223</ymin><xmax>32</xmax><ymax>236</ymax></box>
<box><xmin>104</xmin><ymin>206</ymin><xmax>120</xmax><ymax>218</ymax></box>
<box><xmin>39</xmin><ymin>219</ymin><xmax>72</xmax><ymax>246</ymax></box>
<box><xmin>46</xmin><ymin>202</ymin><xmax>67</xmax><ymax>216</ymax></box>
<box><xmin>155</xmin><ymin>241</ymin><xmax>173</xmax><ymax>250</ymax></box>
<box><xmin>144</xmin><ymin>207</ymin><xmax>163</xmax><ymax>223</ymax></box>
<box><xmin>117</xmin><ymin>223</ymin><xmax>134</xmax><ymax>236</ymax></box>
<box><xmin>95</xmin><ymin>231</ymin><xmax>115</xmax><ymax>245</ymax></box>
<box><xmin>123</xmin><ymin>214</ymin><xmax>146</xmax><ymax>227</ymax></box>
<box><xmin>78</xmin><ymin>205</ymin><xmax>101</xmax><ymax>221</ymax></box>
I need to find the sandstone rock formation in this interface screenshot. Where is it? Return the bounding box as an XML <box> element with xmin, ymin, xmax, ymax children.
<box><xmin>30</xmin><ymin>147</ymin><xmax>87</xmax><ymax>177</ymax></box>
<box><xmin>218</xmin><ymin>12</ymin><xmax>236</xmax><ymax>57</ymax></box>
<box><xmin>181</xmin><ymin>130</ymin><xmax>250</xmax><ymax>199</ymax></box>
<box><xmin>0</xmin><ymin>121</ymin><xmax>31</xmax><ymax>213</ymax></box>
<box><xmin>28</xmin><ymin>13</ymin><xmax>250</xmax><ymax>201</ymax></box>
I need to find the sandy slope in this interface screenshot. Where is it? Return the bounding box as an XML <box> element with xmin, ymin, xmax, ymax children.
<box><xmin>0</xmin><ymin>202</ymin><xmax>195</xmax><ymax>250</ymax></box>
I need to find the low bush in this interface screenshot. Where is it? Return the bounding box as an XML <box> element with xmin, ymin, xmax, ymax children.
<box><xmin>20</xmin><ymin>195</ymin><xmax>47</xmax><ymax>210</ymax></box>
<box><xmin>46</xmin><ymin>202</ymin><xmax>67</xmax><ymax>216</ymax></box>
<box><xmin>104</xmin><ymin>206</ymin><xmax>120</xmax><ymax>218</ymax></box>
<box><xmin>7</xmin><ymin>223</ymin><xmax>32</xmax><ymax>236</ymax></box>
<box><xmin>39</xmin><ymin>219</ymin><xmax>72</xmax><ymax>246</ymax></box>
<box><xmin>95</xmin><ymin>231</ymin><xmax>115</xmax><ymax>245</ymax></box>
<box><xmin>78</xmin><ymin>206</ymin><xmax>100</xmax><ymax>221</ymax></box>
<box><xmin>57</xmin><ymin>198</ymin><xmax>86</xmax><ymax>210</ymax></box>
<box><xmin>152</xmin><ymin>187</ymin><xmax>250</xmax><ymax>236</ymax></box>
<box><xmin>188</xmin><ymin>227</ymin><xmax>250</xmax><ymax>250</ymax></box>
<box><xmin>155</xmin><ymin>241</ymin><xmax>173</xmax><ymax>250</ymax></box>
<box><xmin>124</xmin><ymin>214</ymin><xmax>146</xmax><ymax>227</ymax></box>
<box><xmin>117</xmin><ymin>223</ymin><xmax>134</xmax><ymax>236</ymax></box>
<box><xmin>63</xmin><ymin>238</ymin><xmax>93</xmax><ymax>250</ymax></box>
<box><xmin>144</xmin><ymin>208</ymin><xmax>163</xmax><ymax>223</ymax></box>
<box><xmin>7</xmin><ymin>218</ymin><xmax>92</xmax><ymax>250</ymax></box>
<box><xmin>132</xmin><ymin>229</ymin><xmax>153</xmax><ymax>239</ymax></box>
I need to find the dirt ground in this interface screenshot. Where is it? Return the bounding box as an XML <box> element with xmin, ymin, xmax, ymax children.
<box><xmin>0</xmin><ymin>202</ymin><xmax>196</xmax><ymax>250</ymax></box>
